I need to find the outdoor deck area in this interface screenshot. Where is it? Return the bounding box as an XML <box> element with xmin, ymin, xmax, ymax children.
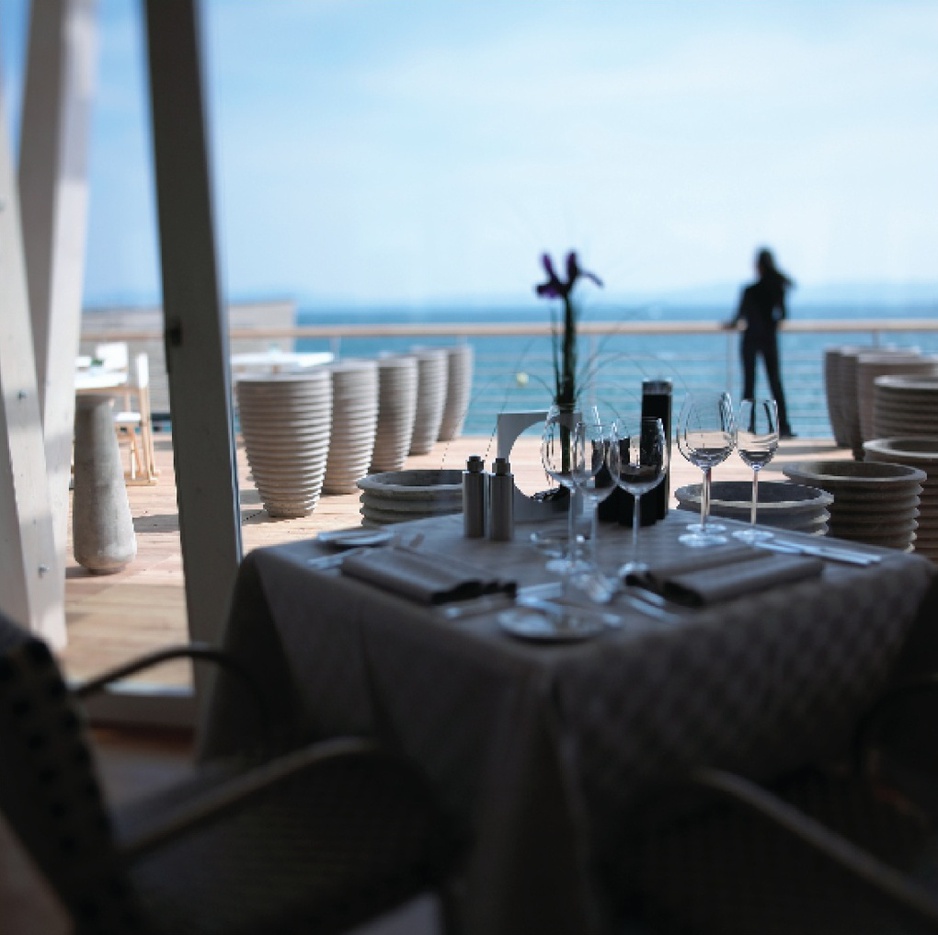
<box><xmin>61</xmin><ymin>429</ymin><xmax>853</xmax><ymax>690</ymax></box>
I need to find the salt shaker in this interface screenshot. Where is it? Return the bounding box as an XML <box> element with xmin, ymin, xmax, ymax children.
<box><xmin>488</xmin><ymin>457</ymin><xmax>514</xmax><ymax>541</ymax></box>
<box><xmin>462</xmin><ymin>455</ymin><xmax>487</xmax><ymax>538</ymax></box>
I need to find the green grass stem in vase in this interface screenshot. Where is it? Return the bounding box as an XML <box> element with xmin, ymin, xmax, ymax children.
<box><xmin>535</xmin><ymin>250</ymin><xmax>603</xmax><ymax>470</ymax></box>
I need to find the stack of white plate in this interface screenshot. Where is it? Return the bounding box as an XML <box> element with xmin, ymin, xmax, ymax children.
<box><xmin>783</xmin><ymin>459</ymin><xmax>926</xmax><ymax>550</ymax></box>
<box><xmin>356</xmin><ymin>469</ymin><xmax>463</xmax><ymax>526</ymax></box>
<box><xmin>872</xmin><ymin>374</ymin><xmax>938</xmax><ymax>439</ymax></box>
<box><xmin>864</xmin><ymin>437</ymin><xmax>938</xmax><ymax>562</ymax></box>
<box><xmin>438</xmin><ymin>344</ymin><xmax>474</xmax><ymax>442</ymax></box>
<box><xmin>236</xmin><ymin>371</ymin><xmax>333</xmax><ymax>517</ymax></box>
<box><xmin>323</xmin><ymin>360</ymin><xmax>380</xmax><ymax>494</ymax></box>
<box><xmin>856</xmin><ymin>353</ymin><xmax>937</xmax><ymax>443</ymax></box>
<box><xmin>369</xmin><ymin>356</ymin><xmax>418</xmax><ymax>473</ymax></box>
<box><xmin>674</xmin><ymin>480</ymin><xmax>832</xmax><ymax>535</ymax></box>
<box><xmin>823</xmin><ymin>346</ymin><xmax>865</xmax><ymax>447</ymax></box>
<box><xmin>409</xmin><ymin>348</ymin><xmax>448</xmax><ymax>455</ymax></box>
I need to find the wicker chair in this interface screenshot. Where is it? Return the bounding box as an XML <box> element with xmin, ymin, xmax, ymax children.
<box><xmin>615</xmin><ymin>677</ymin><xmax>938</xmax><ymax>934</ymax></box>
<box><xmin>0</xmin><ymin>609</ymin><xmax>458</xmax><ymax>935</ymax></box>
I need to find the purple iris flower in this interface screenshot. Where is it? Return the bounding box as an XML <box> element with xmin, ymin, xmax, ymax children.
<box><xmin>535</xmin><ymin>250</ymin><xmax>602</xmax><ymax>298</ymax></box>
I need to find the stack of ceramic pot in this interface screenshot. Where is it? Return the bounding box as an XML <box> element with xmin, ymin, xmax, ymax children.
<box><xmin>236</xmin><ymin>371</ymin><xmax>333</xmax><ymax>517</ymax></box>
<box><xmin>864</xmin><ymin>437</ymin><xmax>938</xmax><ymax>562</ymax></box>
<box><xmin>674</xmin><ymin>480</ymin><xmax>833</xmax><ymax>535</ymax></box>
<box><xmin>834</xmin><ymin>347</ymin><xmax>921</xmax><ymax>458</ymax></box>
<box><xmin>322</xmin><ymin>360</ymin><xmax>380</xmax><ymax>494</ymax></box>
<box><xmin>823</xmin><ymin>345</ymin><xmax>865</xmax><ymax>447</ymax></box>
<box><xmin>438</xmin><ymin>344</ymin><xmax>474</xmax><ymax>442</ymax></box>
<box><xmin>408</xmin><ymin>348</ymin><xmax>449</xmax><ymax>455</ymax></box>
<box><xmin>872</xmin><ymin>374</ymin><xmax>938</xmax><ymax>440</ymax></box>
<box><xmin>856</xmin><ymin>352</ymin><xmax>938</xmax><ymax>444</ymax></box>
<box><xmin>369</xmin><ymin>355</ymin><xmax>419</xmax><ymax>473</ymax></box>
<box><xmin>783</xmin><ymin>459</ymin><xmax>925</xmax><ymax>550</ymax></box>
<box><xmin>357</xmin><ymin>469</ymin><xmax>463</xmax><ymax>525</ymax></box>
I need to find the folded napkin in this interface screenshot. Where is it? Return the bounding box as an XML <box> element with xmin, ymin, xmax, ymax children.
<box><xmin>624</xmin><ymin>544</ymin><xmax>824</xmax><ymax>608</ymax></box>
<box><xmin>341</xmin><ymin>546</ymin><xmax>516</xmax><ymax>605</ymax></box>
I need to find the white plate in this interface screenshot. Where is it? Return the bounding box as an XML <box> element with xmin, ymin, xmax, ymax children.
<box><xmin>318</xmin><ymin>528</ymin><xmax>394</xmax><ymax>549</ymax></box>
<box><xmin>497</xmin><ymin>607</ymin><xmax>605</xmax><ymax>642</ymax></box>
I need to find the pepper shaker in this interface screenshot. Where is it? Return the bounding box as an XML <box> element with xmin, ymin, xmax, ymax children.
<box><xmin>462</xmin><ymin>455</ymin><xmax>487</xmax><ymax>537</ymax></box>
<box><xmin>488</xmin><ymin>457</ymin><xmax>514</xmax><ymax>541</ymax></box>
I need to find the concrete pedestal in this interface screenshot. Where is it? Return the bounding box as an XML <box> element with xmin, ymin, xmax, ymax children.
<box><xmin>72</xmin><ymin>394</ymin><xmax>137</xmax><ymax>573</ymax></box>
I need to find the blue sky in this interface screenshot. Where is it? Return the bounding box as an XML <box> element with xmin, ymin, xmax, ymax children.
<box><xmin>2</xmin><ymin>0</ymin><xmax>938</xmax><ymax>308</ymax></box>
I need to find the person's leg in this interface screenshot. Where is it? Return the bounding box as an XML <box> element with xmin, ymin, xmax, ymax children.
<box><xmin>762</xmin><ymin>332</ymin><xmax>793</xmax><ymax>436</ymax></box>
<box><xmin>740</xmin><ymin>332</ymin><xmax>757</xmax><ymax>401</ymax></box>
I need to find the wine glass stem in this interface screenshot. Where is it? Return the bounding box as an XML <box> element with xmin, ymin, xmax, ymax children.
<box><xmin>701</xmin><ymin>466</ymin><xmax>712</xmax><ymax>532</ymax></box>
<box><xmin>751</xmin><ymin>468</ymin><xmax>759</xmax><ymax>525</ymax></box>
<box><xmin>566</xmin><ymin>487</ymin><xmax>578</xmax><ymax>566</ymax></box>
<box><xmin>632</xmin><ymin>493</ymin><xmax>642</xmax><ymax>564</ymax></box>
<box><xmin>589</xmin><ymin>501</ymin><xmax>599</xmax><ymax>569</ymax></box>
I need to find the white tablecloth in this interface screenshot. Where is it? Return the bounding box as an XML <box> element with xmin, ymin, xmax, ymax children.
<box><xmin>203</xmin><ymin>512</ymin><xmax>938</xmax><ymax>935</ymax></box>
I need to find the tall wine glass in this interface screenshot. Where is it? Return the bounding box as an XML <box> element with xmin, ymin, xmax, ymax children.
<box><xmin>607</xmin><ymin>417</ymin><xmax>668</xmax><ymax>576</ymax></box>
<box><xmin>571</xmin><ymin>418</ymin><xmax>618</xmax><ymax>599</ymax></box>
<box><xmin>676</xmin><ymin>391</ymin><xmax>736</xmax><ymax>548</ymax></box>
<box><xmin>540</xmin><ymin>404</ymin><xmax>581</xmax><ymax>573</ymax></box>
<box><xmin>733</xmin><ymin>398</ymin><xmax>779</xmax><ymax>543</ymax></box>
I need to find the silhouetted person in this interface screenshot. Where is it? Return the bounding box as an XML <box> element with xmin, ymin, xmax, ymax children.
<box><xmin>724</xmin><ymin>247</ymin><xmax>795</xmax><ymax>438</ymax></box>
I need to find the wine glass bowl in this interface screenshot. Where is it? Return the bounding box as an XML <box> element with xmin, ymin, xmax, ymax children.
<box><xmin>570</xmin><ymin>419</ymin><xmax>618</xmax><ymax>600</ymax></box>
<box><xmin>676</xmin><ymin>391</ymin><xmax>736</xmax><ymax>547</ymax></box>
<box><xmin>732</xmin><ymin>398</ymin><xmax>779</xmax><ymax>543</ymax></box>
<box><xmin>540</xmin><ymin>404</ymin><xmax>583</xmax><ymax>573</ymax></box>
<box><xmin>607</xmin><ymin>417</ymin><xmax>668</xmax><ymax>576</ymax></box>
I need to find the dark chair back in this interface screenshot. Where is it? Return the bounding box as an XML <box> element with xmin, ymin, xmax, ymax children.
<box><xmin>0</xmin><ymin>611</ymin><xmax>144</xmax><ymax>933</ymax></box>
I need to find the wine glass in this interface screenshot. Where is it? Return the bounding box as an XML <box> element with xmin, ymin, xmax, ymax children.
<box><xmin>676</xmin><ymin>391</ymin><xmax>736</xmax><ymax>548</ymax></box>
<box><xmin>571</xmin><ymin>418</ymin><xmax>618</xmax><ymax>599</ymax></box>
<box><xmin>607</xmin><ymin>417</ymin><xmax>669</xmax><ymax>576</ymax></box>
<box><xmin>733</xmin><ymin>398</ymin><xmax>779</xmax><ymax>543</ymax></box>
<box><xmin>540</xmin><ymin>404</ymin><xmax>581</xmax><ymax>573</ymax></box>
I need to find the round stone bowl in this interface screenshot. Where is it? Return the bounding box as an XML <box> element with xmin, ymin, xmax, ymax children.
<box><xmin>782</xmin><ymin>459</ymin><xmax>926</xmax><ymax>549</ymax></box>
<box><xmin>357</xmin><ymin>469</ymin><xmax>463</xmax><ymax>525</ymax></box>
<box><xmin>675</xmin><ymin>480</ymin><xmax>833</xmax><ymax>535</ymax></box>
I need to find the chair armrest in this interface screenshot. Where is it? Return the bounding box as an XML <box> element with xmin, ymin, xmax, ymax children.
<box><xmin>689</xmin><ymin>766</ymin><xmax>938</xmax><ymax>930</ymax></box>
<box><xmin>73</xmin><ymin>643</ymin><xmax>271</xmax><ymax>749</ymax></box>
<box><xmin>117</xmin><ymin>736</ymin><xmax>395</xmax><ymax>860</ymax></box>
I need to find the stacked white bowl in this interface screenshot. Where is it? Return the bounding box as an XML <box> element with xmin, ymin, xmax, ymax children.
<box><xmin>409</xmin><ymin>348</ymin><xmax>449</xmax><ymax>455</ymax></box>
<box><xmin>438</xmin><ymin>344</ymin><xmax>474</xmax><ymax>442</ymax></box>
<box><xmin>864</xmin><ymin>438</ymin><xmax>938</xmax><ymax>563</ymax></box>
<box><xmin>323</xmin><ymin>360</ymin><xmax>380</xmax><ymax>494</ymax></box>
<box><xmin>369</xmin><ymin>356</ymin><xmax>419</xmax><ymax>473</ymax></box>
<box><xmin>236</xmin><ymin>371</ymin><xmax>333</xmax><ymax>517</ymax></box>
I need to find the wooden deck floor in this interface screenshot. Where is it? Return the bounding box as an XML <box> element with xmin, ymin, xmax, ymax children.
<box><xmin>62</xmin><ymin>428</ymin><xmax>850</xmax><ymax>688</ymax></box>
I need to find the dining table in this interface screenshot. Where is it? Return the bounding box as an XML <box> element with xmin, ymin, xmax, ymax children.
<box><xmin>201</xmin><ymin>511</ymin><xmax>938</xmax><ymax>935</ymax></box>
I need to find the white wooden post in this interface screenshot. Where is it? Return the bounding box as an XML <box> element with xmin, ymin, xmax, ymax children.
<box><xmin>20</xmin><ymin>0</ymin><xmax>98</xmax><ymax>568</ymax></box>
<box><xmin>0</xmin><ymin>63</ymin><xmax>65</xmax><ymax>647</ymax></box>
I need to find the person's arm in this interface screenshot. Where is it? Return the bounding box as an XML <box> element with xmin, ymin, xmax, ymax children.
<box><xmin>723</xmin><ymin>288</ymin><xmax>746</xmax><ymax>329</ymax></box>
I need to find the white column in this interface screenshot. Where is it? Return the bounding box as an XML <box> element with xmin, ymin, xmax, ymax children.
<box><xmin>0</xmin><ymin>62</ymin><xmax>65</xmax><ymax>647</ymax></box>
<box><xmin>20</xmin><ymin>0</ymin><xmax>98</xmax><ymax>569</ymax></box>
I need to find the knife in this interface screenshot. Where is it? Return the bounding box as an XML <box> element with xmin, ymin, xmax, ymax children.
<box><xmin>754</xmin><ymin>539</ymin><xmax>881</xmax><ymax>566</ymax></box>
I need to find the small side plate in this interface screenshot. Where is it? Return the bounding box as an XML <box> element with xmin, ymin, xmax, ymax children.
<box><xmin>318</xmin><ymin>528</ymin><xmax>394</xmax><ymax>549</ymax></box>
<box><xmin>497</xmin><ymin>607</ymin><xmax>605</xmax><ymax>642</ymax></box>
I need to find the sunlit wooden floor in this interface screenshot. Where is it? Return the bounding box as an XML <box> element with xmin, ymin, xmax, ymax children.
<box><xmin>62</xmin><ymin>428</ymin><xmax>850</xmax><ymax>689</ymax></box>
